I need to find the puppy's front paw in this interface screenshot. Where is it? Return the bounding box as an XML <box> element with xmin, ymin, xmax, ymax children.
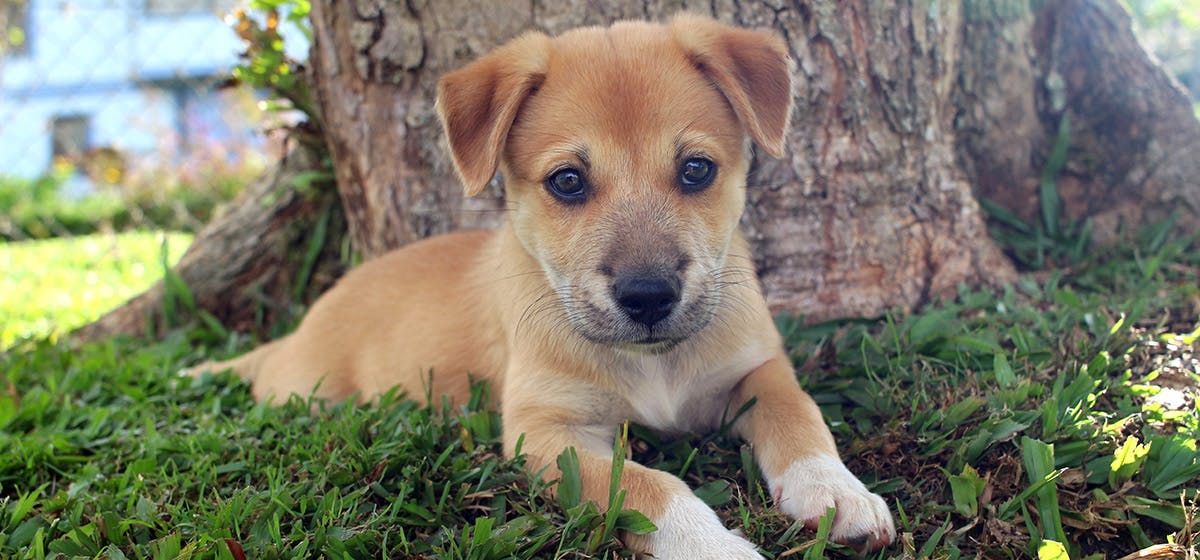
<box><xmin>640</xmin><ymin>494</ymin><xmax>763</xmax><ymax>560</ymax></box>
<box><xmin>770</xmin><ymin>455</ymin><xmax>895</xmax><ymax>551</ymax></box>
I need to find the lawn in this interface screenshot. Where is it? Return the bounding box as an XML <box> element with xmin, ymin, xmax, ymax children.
<box><xmin>0</xmin><ymin>231</ymin><xmax>1197</xmax><ymax>559</ymax></box>
<box><xmin>0</xmin><ymin>232</ymin><xmax>192</xmax><ymax>348</ymax></box>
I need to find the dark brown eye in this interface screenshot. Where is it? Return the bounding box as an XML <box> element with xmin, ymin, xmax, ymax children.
<box><xmin>545</xmin><ymin>168</ymin><xmax>587</xmax><ymax>203</ymax></box>
<box><xmin>679</xmin><ymin>157</ymin><xmax>716</xmax><ymax>192</ymax></box>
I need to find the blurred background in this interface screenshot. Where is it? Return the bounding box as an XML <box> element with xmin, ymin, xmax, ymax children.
<box><xmin>0</xmin><ymin>0</ymin><xmax>1196</xmax><ymax>347</ymax></box>
<box><xmin>0</xmin><ymin>0</ymin><xmax>307</xmax><ymax>345</ymax></box>
<box><xmin>0</xmin><ymin>0</ymin><xmax>308</xmax><ymax>239</ymax></box>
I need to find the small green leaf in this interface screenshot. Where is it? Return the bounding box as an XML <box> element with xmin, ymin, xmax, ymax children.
<box><xmin>994</xmin><ymin>353</ymin><xmax>1017</xmax><ymax>388</ymax></box>
<box><xmin>1125</xmin><ymin>496</ymin><xmax>1187</xmax><ymax>528</ymax></box>
<box><xmin>917</xmin><ymin>517</ymin><xmax>952</xmax><ymax>559</ymax></box>
<box><xmin>609</xmin><ymin>423</ymin><xmax>628</xmax><ymax>507</ymax></box>
<box><xmin>947</xmin><ymin>464</ymin><xmax>987</xmax><ymax>517</ymax></box>
<box><xmin>556</xmin><ymin>447</ymin><xmax>583</xmax><ymax>510</ymax></box>
<box><xmin>1109</xmin><ymin>313</ymin><xmax>1127</xmax><ymax>335</ymax></box>
<box><xmin>0</xmin><ymin>394</ymin><xmax>14</xmax><ymax>430</ymax></box>
<box><xmin>1144</xmin><ymin>435</ymin><xmax>1200</xmax><ymax>498</ymax></box>
<box><xmin>803</xmin><ymin>507</ymin><xmax>836</xmax><ymax>560</ymax></box>
<box><xmin>909</xmin><ymin>310</ymin><xmax>954</xmax><ymax>347</ymax></box>
<box><xmin>1038</xmin><ymin>540</ymin><xmax>1070</xmax><ymax>560</ymax></box>
<box><xmin>942</xmin><ymin>396</ymin><xmax>985</xmax><ymax>428</ymax></box>
<box><xmin>1085</xmin><ymin>351</ymin><xmax>1110</xmax><ymax>375</ymax></box>
<box><xmin>693</xmin><ymin>480</ymin><xmax>732</xmax><ymax>507</ymax></box>
<box><xmin>1052</xmin><ymin>288</ymin><xmax>1081</xmax><ymax>309</ymax></box>
<box><xmin>1022</xmin><ymin>437</ymin><xmax>1067</xmax><ymax>545</ymax></box>
<box><xmin>1040</xmin><ymin>112</ymin><xmax>1070</xmax><ymax>237</ymax></box>
<box><xmin>616</xmin><ymin>510</ymin><xmax>657</xmax><ymax>535</ymax></box>
<box><xmin>1108</xmin><ymin>435</ymin><xmax>1150</xmax><ymax>489</ymax></box>
<box><xmin>470</xmin><ymin>516</ymin><xmax>493</xmax><ymax>548</ymax></box>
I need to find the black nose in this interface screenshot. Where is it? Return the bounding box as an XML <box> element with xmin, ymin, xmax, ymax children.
<box><xmin>613</xmin><ymin>275</ymin><xmax>680</xmax><ymax>328</ymax></box>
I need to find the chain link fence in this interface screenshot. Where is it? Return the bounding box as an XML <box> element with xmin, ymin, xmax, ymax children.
<box><xmin>0</xmin><ymin>0</ymin><xmax>307</xmax><ymax>240</ymax></box>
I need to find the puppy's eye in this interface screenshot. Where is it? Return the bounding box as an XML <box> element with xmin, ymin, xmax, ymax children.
<box><xmin>679</xmin><ymin>157</ymin><xmax>716</xmax><ymax>192</ymax></box>
<box><xmin>545</xmin><ymin>168</ymin><xmax>587</xmax><ymax>203</ymax></box>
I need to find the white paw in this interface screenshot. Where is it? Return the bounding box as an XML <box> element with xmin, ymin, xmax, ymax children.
<box><xmin>769</xmin><ymin>455</ymin><xmax>895</xmax><ymax>551</ymax></box>
<box><xmin>642</xmin><ymin>493</ymin><xmax>763</xmax><ymax>560</ymax></box>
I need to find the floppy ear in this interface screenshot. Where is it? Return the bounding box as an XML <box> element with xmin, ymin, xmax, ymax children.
<box><xmin>671</xmin><ymin>14</ymin><xmax>794</xmax><ymax>157</ymax></box>
<box><xmin>435</xmin><ymin>32</ymin><xmax>551</xmax><ymax>196</ymax></box>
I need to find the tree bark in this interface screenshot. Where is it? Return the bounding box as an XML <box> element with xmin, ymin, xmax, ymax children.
<box><xmin>1035</xmin><ymin>0</ymin><xmax>1200</xmax><ymax>242</ymax></box>
<box><xmin>307</xmin><ymin>0</ymin><xmax>556</xmax><ymax>254</ymax></box>
<box><xmin>737</xmin><ymin>1</ymin><xmax>1017</xmax><ymax>317</ymax></box>
<box><xmin>956</xmin><ymin>0</ymin><xmax>1200</xmax><ymax>245</ymax></box>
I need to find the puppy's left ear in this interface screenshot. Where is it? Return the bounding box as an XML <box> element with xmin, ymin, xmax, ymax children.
<box><xmin>671</xmin><ymin>14</ymin><xmax>793</xmax><ymax>157</ymax></box>
<box><xmin>436</xmin><ymin>32</ymin><xmax>551</xmax><ymax>196</ymax></box>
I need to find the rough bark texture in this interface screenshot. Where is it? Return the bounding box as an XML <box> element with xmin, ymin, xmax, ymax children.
<box><xmin>736</xmin><ymin>1</ymin><xmax>1016</xmax><ymax>317</ymax></box>
<box><xmin>954</xmin><ymin>1</ymin><xmax>1045</xmax><ymax>227</ymax></box>
<box><xmin>1036</xmin><ymin>0</ymin><xmax>1200</xmax><ymax>242</ymax></box>
<box><xmin>76</xmin><ymin>141</ymin><xmax>346</xmax><ymax>341</ymax></box>
<box><xmin>957</xmin><ymin>0</ymin><xmax>1200</xmax><ymax>244</ymax></box>
<box><xmin>308</xmin><ymin>0</ymin><xmax>531</xmax><ymax>255</ymax></box>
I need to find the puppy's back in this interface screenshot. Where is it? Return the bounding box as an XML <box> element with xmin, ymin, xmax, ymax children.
<box><xmin>192</xmin><ymin>230</ymin><xmax>508</xmax><ymax>405</ymax></box>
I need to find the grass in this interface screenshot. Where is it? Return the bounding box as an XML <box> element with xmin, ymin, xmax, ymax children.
<box><xmin>0</xmin><ymin>232</ymin><xmax>192</xmax><ymax>349</ymax></box>
<box><xmin>1</xmin><ymin>233</ymin><xmax>1198</xmax><ymax>559</ymax></box>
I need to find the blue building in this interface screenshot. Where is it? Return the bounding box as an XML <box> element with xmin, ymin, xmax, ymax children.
<box><xmin>0</xmin><ymin>0</ymin><xmax>307</xmax><ymax>180</ymax></box>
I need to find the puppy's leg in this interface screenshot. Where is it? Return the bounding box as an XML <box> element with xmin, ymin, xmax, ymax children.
<box><xmin>182</xmin><ymin>338</ymin><xmax>282</xmax><ymax>382</ymax></box>
<box><xmin>503</xmin><ymin>395</ymin><xmax>763</xmax><ymax>560</ymax></box>
<box><xmin>730</xmin><ymin>354</ymin><xmax>895</xmax><ymax>551</ymax></box>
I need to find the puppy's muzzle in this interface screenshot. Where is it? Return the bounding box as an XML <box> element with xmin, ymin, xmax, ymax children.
<box><xmin>613</xmin><ymin>273</ymin><xmax>680</xmax><ymax>328</ymax></box>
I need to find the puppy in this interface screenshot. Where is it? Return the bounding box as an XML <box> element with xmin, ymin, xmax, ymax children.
<box><xmin>193</xmin><ymin>14</ymin><xmax>895</xmax><ymax>557</ymax></box>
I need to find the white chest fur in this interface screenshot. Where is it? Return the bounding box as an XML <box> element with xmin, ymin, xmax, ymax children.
<box><xmin>619</xmin><ymin>341</ymin><xmax>773</xmax><ymax>432</ymax></box>
<box><xmin>626</xmin><ymin>354</ymin><xmax>682</xmax><ymax>428</ymax></box>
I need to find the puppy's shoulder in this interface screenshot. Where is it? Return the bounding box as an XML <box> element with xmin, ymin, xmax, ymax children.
<box><xmin>375</xmin><ymin>230</ymin><xmax>494</xmax><ymax>269</ymax></box>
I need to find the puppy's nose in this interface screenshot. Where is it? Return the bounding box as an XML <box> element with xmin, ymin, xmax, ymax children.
<box><xmin>613</xmin><ymin>275</ymin><xmax>679</xmax><ymax>328</ymax></box>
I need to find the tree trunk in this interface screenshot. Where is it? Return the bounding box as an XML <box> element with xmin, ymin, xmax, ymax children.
<box><xmin>80</xmin><ymin>0</ymin><xmax>1200</xmax><ymax>339</ymax></box>
<box><xmin>1034</xmin><ymin>0</ymin><xmax>1200</xmax><ymax>243</ymax></box>
<box><xmin>957</xmin><ymin>0</ymin><xmax>1200</xmax><ymax>246</ymax></box>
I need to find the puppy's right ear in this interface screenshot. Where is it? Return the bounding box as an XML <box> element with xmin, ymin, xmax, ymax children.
<box><xmin>436</xmin><ymin>32</ymin><xmax>551</xmax><ymax>196</ymax></box>
<box><xmin>671</xmin><ymin>14</ymin><xmax>793</xmax><ymax>158</ymax></box>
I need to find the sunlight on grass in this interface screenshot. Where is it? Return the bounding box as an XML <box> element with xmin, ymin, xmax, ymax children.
<box><xmin>0</xmin><ymin>231</ymin><xmax>192</xmax><ymax>347</ymax></box>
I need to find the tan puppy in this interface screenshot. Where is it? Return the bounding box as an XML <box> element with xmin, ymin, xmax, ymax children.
<box><xmin>194</xmin><ymin>14</ymin><xmax>895</xmax><ymax>557</ymax></box>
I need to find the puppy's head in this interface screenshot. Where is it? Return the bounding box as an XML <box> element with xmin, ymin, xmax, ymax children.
<box><xmin>437</xmin><ymin>15</ymin><xmax>792</xmax><ymax>349</ymax></box>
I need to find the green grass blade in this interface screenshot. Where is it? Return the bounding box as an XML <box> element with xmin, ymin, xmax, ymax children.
<box><xmin>1040</xmin><ymin>112</ymin><xmax>1071</xmax><ymax>237</ymax></box>
<box><xmin>1021</xmin><ymin>437</ymin><xmax>1067</xmax><ymax>545</ymax></box>
<box><xmin>918</xmin><ymin>517</ymin><xmax>952</xmax><ymax>559</ymax></box>
<box><xmin>609</xmin><ymin>422</ymin><xmax>628</xmax><ymax>507</ymax></box>
<box><xmin>293</xmin><ymin>200</ymin><xmax>332</xmax><ymax>300</ymax></box>
<box><xmin>556</xmin><ymin>447</ymin><xmax>582</xmax><ymax>510</ymax></box>
<box><xmin>802</xmin><ymin>507</ymin><xmax>836</xmax><ymax>560</ymax></box>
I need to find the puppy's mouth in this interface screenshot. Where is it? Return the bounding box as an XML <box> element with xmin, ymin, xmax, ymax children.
<box><xmin>566</xmin><ymin>300</ymin><xmax>692</xmax><ymax>345</ymax></box>
<box><xmin>552</xmin><ymin>284</ymin><xmax>717</xmax><ymax>349</ymax></box>
<box><xmin>623</xmin><ymin>337</ymin><xmax>682</xmax><ymax>355</ymax></box>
